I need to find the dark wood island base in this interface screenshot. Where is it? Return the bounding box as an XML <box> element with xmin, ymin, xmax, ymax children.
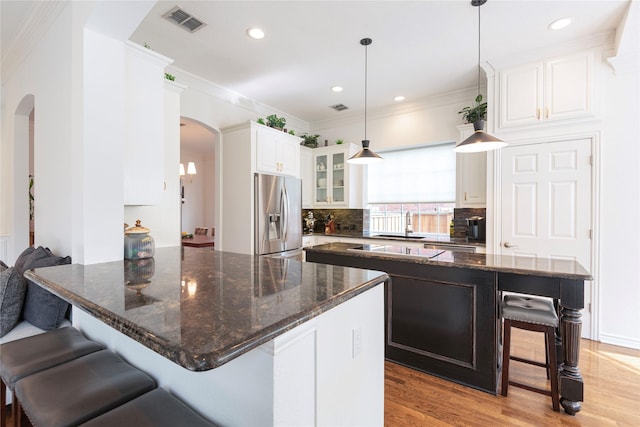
<box><xmin>305</xmin><ymin>243</ymin><xmax>591</xmax><ymax>415</ymax></box>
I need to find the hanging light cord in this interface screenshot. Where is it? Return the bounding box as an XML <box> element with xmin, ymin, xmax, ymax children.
<box><xmin>364</xmin><ymin>42</ymin><xmax>368</xmax><ymax>141</ymax></box>
<box><xmin>477</xmin><ymin>3</ymin><xmax>481</xmax><ymax>95</ymax></box>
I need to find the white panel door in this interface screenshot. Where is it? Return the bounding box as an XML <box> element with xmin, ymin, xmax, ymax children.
<box><xmin>501</xmin><ymin>138</ymin><xmax>593</xmax><ymax>337</ymax></box>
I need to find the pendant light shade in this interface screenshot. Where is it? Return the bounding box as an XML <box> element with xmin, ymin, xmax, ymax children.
<box><xmin>454</xmin><ymin>120</ymin><xmax>506</xmax><ymax>153</ymax></box>
<box><xmin>454</xmin><ymin>0</ymin><xmax>506</xmax><ymax>153</ymax></box>
<box><xmin>348</xmin><ymin>38</ymin><xmax>383</xmax><ymax>164</ymax></box>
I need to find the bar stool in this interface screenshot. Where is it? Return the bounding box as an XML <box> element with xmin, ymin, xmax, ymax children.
<box><xmin>500</xmin><ymin>294</ymin><xmax>560</xmax><ymax>411</ymax></box>
<box><xmin>15</xmin><ymin>349</ymin><xmax>156</xmax><ymax>427</ymax></box>
<box><xmin>0</xmin><ymin>327</ymin><xmax>104</xmax><ymax>427</ymax></box>
<box><xmin>80</xmin><ymin>389</ymin><xmax>218</xmax><ymax>427</ymax></box>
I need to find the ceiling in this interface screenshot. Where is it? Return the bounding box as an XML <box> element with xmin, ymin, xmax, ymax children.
<box><xmin>128</xmin><ymin>0</ymin><xmax>629</xmax><ymax>125</ymax></box>
<box><xmin>1</xmin><ymin>0</ymin><xmax>631</xmax><ymax>149</ymax></box>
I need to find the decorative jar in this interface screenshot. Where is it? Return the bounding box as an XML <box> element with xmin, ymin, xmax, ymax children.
<box><xmin>124</xmin><ymin>220</ymin><xmax>155</xmax><ymax>260</ymax></box>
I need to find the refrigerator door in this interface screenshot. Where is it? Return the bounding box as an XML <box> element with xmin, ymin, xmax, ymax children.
<box><xmin>255</xmin><ymin>174</ymin><xmax>302</xmax><ymax>255</ymax></box>
<box><xmin>282</xmin><ymin>175</ymin><xmax>302</xmax><ymax>252</ymax></box>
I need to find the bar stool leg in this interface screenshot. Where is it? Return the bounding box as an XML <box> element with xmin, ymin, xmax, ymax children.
<box><xmin>1</xmin><ymin>380</ymin><xmax>6</xmax><ymax>427</ymax></box>
<box><xmin>501</xmin><ymin>319</ymin><xmax>512</xmax><ymax>396</ymax></box>
<box><xmin>546</xmin><ymin>325</ymin><xmax>560</xmax><ymax>411</ymax></box>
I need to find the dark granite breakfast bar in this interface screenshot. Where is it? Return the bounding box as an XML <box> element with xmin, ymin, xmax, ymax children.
<box><xmin>25</xmin><ymin>246</ymin><xmax>389</xmax><ymax>425</ymax></box>
<box><xmin>305</xmin><ymin>242</ymin><xmax>592</xmax><ymax>415</ymax></box>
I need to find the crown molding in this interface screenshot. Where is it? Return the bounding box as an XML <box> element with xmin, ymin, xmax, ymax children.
<box><xmin>1</xmin><ymin>1</ymin><xmax>68</xmax><ymax>84</ymax></box>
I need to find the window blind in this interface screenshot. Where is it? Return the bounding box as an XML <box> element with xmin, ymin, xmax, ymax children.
<box><xmin>367</xmin><ymin>143</ymin><xmax>456</xmax><ymax>203</ymax></box>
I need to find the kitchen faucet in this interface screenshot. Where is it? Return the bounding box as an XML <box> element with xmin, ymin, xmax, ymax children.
<box><xmin>405</xmin><ymin>211</ymin><xmax>413</xmax><ymax>236</ymax></box>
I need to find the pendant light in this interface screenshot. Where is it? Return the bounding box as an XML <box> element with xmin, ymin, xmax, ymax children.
<box><xmin>454</xmin><ymin>0</ymin><xmax>506</xmax><ymax>153</ymax></box>
<box><xmin>348</xmin><ymin>38</ymin><xmax>383</xmax><ymax>164</ymax></box>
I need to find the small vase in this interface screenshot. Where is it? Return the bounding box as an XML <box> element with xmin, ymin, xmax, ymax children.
<box><xmin>473</xmin><ymin>120</ymin><xmax>485</xmax><ymax>131</ymax></box>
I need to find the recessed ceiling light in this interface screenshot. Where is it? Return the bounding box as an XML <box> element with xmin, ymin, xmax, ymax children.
<box><xmin>331</xmin><ymin>86</ymin><xmax>343</xmax><ymax>92</ymax></box>
<box><xmin>394</xmin><ymin>96</ymin><xmax>405</xmax><ymax>102</ymax></box>
<box><xmin>548</xmin><ymin>17</ymin><xmax>571</xmax><ymax>31</ymax></box>
<box><xmin>246</xmin><ymin>28</ymin><xmax>265</xmax><ymax>39</ymax></box>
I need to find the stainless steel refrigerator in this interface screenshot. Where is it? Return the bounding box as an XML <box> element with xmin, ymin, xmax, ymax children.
<box><xmin>254</xmin><ymin>173</ymin><xmax>302</xmax><ymax>256</ymax></box>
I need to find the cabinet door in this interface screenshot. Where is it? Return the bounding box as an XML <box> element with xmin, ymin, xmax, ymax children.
<box><xmin>499</xmin><ymin>63</ymin><xmax>543</xmax><ymax>129</ymax></box>
<box><xmin>545</xmin><ymin>52</ymin><xmax>592</xmax><ymax>121</ymax></box>
<box><xmin>301</xmin><ymin>147</ymin><xmax>313</xmax><ymax>208</ymax></box>
<box><xmin>314</xmin><ymin>154</ymin><xmax>329</xmax><ymax>205</ymax></box>
<box><xmin>256</xmin><ymin>129</ymin><xmax>280</xmax><ymax>174</ymax></box>
<box><xmin>456</xmin><ymin>124</ymin><xmax>486</xmax><ymax>207</ymax></box>
<box><xmin>330</xmin><ymin>151</ymin><xmax>346</xmax><ymax>204</ymax></box>
<box><xmin>278</xmin><ymin>137</ymin><xmax>300</xmax><ymax>177</ymax></box>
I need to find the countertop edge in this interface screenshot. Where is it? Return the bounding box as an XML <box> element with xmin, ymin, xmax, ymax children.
<box><xmin>305</xmin><ymin>243</ymin><xmax>593</xmax><ymax>281</ymax></box>
<box><xmin>25</xmin><ymin>267</ymin><xmax>389</xmax><ymax>371</ymax></box>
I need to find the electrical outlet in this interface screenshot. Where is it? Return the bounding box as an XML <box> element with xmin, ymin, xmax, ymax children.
<box><xmin>352</xmin><ymin>327</ymin><xmax>362</xmax><ymax>358</ymax></box>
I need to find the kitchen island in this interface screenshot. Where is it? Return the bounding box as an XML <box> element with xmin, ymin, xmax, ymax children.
<box><xmin>305</xmin><ymin>242</ymin><xmax>592</xmax><ymax>415</ymax></box>
<box><xmin>25</xmin><ymin>246</ymin><xmax>388</xmax><ymax>426</ymax></box>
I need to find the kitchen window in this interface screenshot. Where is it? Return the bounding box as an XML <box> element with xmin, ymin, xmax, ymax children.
<box><xmin>367</xmin><ymin>143</ymin><xmax>455</xmax><ymax>236</ymax></box>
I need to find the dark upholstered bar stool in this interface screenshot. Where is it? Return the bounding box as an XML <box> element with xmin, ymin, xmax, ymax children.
<box><xmin>15</xmin><ymin>350</ymin><xmax>156</xmax><ymax>427</ymax></box>
<box><xmin>0</xmin><ymin>327</ymin><xmax>104</xmax><ymax>427</ymax></box>
<box><xmin>501</xmin><ymin>294</ymin><xmax>560</xmax><ymax>411</ymax></box>
<box><xmin>81</xmin><ymin>389</ymin><xmax>218</xmax><ymax>427</ymax></box>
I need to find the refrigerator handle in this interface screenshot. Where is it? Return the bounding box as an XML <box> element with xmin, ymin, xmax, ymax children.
<box><xmin>281</xmin><ymin>184</ymin><xmax>289</xmax><ymax>241</ymax></box>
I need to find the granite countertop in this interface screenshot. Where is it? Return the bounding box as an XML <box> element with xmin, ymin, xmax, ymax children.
<box><xmin>25</xmin><ymin>247</ymin><xmax>388</xmax><ymax>371</ymax></box>
<box><xmin>305</xmin><ymin>242</ymin><xmax>592</xmax><ymax>280</ymax></box>
<box><xmin>303</xmin><ymin>231</ymin><xmax>486</xmax><ymax>248</ymax></box>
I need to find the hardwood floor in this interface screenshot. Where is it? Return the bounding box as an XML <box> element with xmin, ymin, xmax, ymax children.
<box><xmin>385</xmin><ymin>328</ymin><xmax>640</xmax><ymax>426</ymax></box>
<box><xmin>5</xmin><ymin>329</ymin><xmax>639</xmax><ymax>426</ymax></box>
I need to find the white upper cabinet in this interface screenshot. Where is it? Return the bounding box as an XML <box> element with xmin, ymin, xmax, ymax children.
<box><xmin>456</xmin><ymin>124</ymin><xmax>486</xmax><ymax>207</ymax></box>
<box><xmin>123</xmin><ymin>42</ymin><xmax>173</xmax><ymax>205</ymax></box>
<box><xmin>312</xmin><ymin>144</ymin><xmax>365</xmax><ymax>208</ymax></box>
<box><xmin>300</xmin><ymin>147</ymin><xmax>314</xmax><ymax>209</ymax></box>
<box><xmin>255</xmin><ymin>124</ymin><xmax>301</xmax><ymax>177</ymax></box>
<box><xmin>498</xmin><ymin>50</ymin><xmax>594</xmax><ymax>130</ymax></box>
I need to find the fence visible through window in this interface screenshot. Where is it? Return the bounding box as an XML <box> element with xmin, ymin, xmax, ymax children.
<box><xmin>369</xmin><ymin>203</ymin><xmax>455</xmax><ymax>236</ymax></box>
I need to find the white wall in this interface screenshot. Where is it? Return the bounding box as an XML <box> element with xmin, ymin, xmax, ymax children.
<box><xmin>599</xmin><ymin>62</ymin><xmax>640</xmax><ymax>348</ymax></box>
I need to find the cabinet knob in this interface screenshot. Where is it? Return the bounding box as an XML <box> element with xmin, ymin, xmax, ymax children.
<box><xmin>464</xmin><ymin>191</ymin><xmax>467</xmax><ymax>201</ymax></box>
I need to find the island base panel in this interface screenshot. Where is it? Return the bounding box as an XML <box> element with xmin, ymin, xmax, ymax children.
<box><xmin>71</xmin><ymin>284</ymin><xmax>384</xmax><ymax>426</ymax></box>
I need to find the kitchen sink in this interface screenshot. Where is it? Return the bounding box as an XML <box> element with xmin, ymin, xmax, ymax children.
<box><xmin>373</xmin><ymin>234</ymin><xmax>426</xmax><ymax>240</ymax></box>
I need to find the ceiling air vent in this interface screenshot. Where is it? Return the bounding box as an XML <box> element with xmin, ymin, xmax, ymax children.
<box><xmin>330</xmin><ymin>104</ymin><xmax>349</xmax><ymax>112</ymax></box>
<box><xmin>163</xmin><ymin>6</ymin><xmax>207</xmax><ymax>33</ymax></box>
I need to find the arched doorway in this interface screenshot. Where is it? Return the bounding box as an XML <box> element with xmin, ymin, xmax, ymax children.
<box><xmin>179</xmin><ymin>118</ymin><xmax>218</xmax><ymax>238</ymax></box>
<box><xmin>12</xmin><ymin>94</ymin><xmax>35</xmax><ymax>256</ymax></box>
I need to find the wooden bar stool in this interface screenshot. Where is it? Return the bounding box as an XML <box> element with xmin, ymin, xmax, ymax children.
<box><xmin>500</xmin><ymin>294</ymin><xmax>560</xmax><ymax>411</ymax></box>
<box><xmin>1</xmin><ymin>327</ymin><xmax>104</xmax><ymax>427</ymax></box>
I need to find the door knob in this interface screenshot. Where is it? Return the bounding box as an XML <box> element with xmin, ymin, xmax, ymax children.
<box><xmin>503</xmin><ymin>241</ymin><xmax>518</xmax><ymax>248</ymax></box>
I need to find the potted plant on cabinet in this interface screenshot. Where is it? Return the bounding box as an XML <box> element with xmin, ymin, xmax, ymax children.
<box><xmin>458</xmin><ymin>94</ymin><xmax>487</xmax><ymax>129</ymax></box>
<box><xmin>300</xmin><ymin>134</ymin><xmax>320</xmax><ymax>148</ymax></box>
<box><xmin>265</xmin><ymin>114</ymin><xmax>286</xmax><ymax>130</ymax></box>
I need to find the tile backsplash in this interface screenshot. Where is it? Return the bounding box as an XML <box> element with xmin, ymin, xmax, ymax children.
<box><xmin>452</xmin><ymin>208</ymin><xmax>486</xmax><ymax>240</ymax></box>
<box><xmin>302</xmin><ymin>209</ymin><xmax>369</xmax><ymax>233</ymax></box>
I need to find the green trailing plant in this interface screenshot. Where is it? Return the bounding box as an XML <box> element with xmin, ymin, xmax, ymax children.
<box><xmin>29</xmin><ymin>174</ymin><xmax>34</xmax><ymax>221</ymax></box>
<box><xmin>164</xmin><ymin>72</ymin><xmax>176</xmax><ymax>81</ymax></box>
<box><xmin>265</xmin><ymin>114</ymin><xmax>286</xmax><ymax>130</ymax></box>
<box><xmin>300</xmin><ymin>134</ymin><xmax>320</xmax><ymax>148</ymax></box>
<box><xmin>288</xmin><ymin>129</ymin><xmax>295</xmax><ymax>135</ymax></box>
<box><xmin>458</xmin><ymin>94</ymin><xmax>487</xmax><ymax>124</ymax></box>
<box><xmin>335</xmin><ymin>139</ymin><xmax>344</xmax><ymax>145</ymax></box>
<box><xmin>257</xmin><ymin>117</ymin><xmax>266</xmax><ymax>125</ymax></box>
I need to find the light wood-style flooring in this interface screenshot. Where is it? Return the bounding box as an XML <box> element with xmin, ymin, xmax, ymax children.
<box><xmin>385</xmin><ymin>328</ymin><xmax>640</xmax><ymax>426</ymax></box>
<box><xmin>6</xmin><ymin>329</ymin><xmax>640</xmax><ymax>426</ymax></box>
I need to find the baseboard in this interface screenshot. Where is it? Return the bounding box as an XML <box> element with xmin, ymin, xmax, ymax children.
<box><xmin>599</xmin><ymin>333</ymin><xmax>640</xmax><ymax>350</ymax></box>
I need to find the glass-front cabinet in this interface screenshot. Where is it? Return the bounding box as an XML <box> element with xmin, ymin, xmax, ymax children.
<box><xmin>306</xmin><ymin>143</ymin><xmax>365</xmax><ymax>208</ymax></box>
<box><xmin>314</xmin><ymin>150</ymin><xmax>346</xmax><ymax>205</ymax></box>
